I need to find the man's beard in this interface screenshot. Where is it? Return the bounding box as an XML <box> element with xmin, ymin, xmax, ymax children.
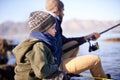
<box><xmin>59</xmin><ymin>16</ymin><xmax>63</xmax><ymax>22</ymax></box>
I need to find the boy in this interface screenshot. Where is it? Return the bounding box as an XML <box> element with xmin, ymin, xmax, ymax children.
<box><xmin>13</xmin><ymin>11</ymin><xmax>67</xmax><ymax>80</ymax></box>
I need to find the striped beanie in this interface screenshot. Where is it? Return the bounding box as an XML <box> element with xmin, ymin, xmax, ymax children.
<box><xmin>28</xmin><ymin>11</ymin><xmax>55</xmax><ymax>32</ymax></box>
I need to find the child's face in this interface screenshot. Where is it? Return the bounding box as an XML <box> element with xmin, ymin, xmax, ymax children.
<box><xmin>46</xmin><ymin>23</ymin><xmax>56</xmax><ymax>37</ymax></box>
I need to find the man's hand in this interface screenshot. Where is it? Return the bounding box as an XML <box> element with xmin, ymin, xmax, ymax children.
<box><xmin>84</xmin><ymin>32</ymin><xmax>100</xmax><ymax>41</ymax></box>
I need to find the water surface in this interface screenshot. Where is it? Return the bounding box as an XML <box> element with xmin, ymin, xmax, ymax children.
<box><xmin>77</xmin><ymin>33</ymin><xmax>120</xmax><ymax>80</ymax></box>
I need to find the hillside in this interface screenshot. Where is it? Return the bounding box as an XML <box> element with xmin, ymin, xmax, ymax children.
<box><xmin>62</xmin><ymin>19</ymin><xmax>120</xmax><ymax>36</ymax></box>
<box><xmin>0</xmin><ymin>21</ymin><xmax>29</xmax><ymax>35</ymax></box>
<box><xmin>0</xmin><ymin>20</ymin><xmax>120</xmax><ymax>40</ymax></box>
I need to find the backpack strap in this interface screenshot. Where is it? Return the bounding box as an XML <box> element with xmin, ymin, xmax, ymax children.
<box><xmin>20</xmin><ymin>40</ymin><xmax>41</xmax><ymax>63</ymax></box>
<box><xmin>20</xmin><ymin>40</ymin><xmax>52</xmax><ymax>63</ymax></box>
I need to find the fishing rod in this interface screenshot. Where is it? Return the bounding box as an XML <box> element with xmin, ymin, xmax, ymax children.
<box><xmin>62</xmin><ymin>23</ymin><xmax>120</xmax><ymax>53</ymax></box>
<box><xmin>88</xmin><ymin>23</ymin><xmax>120</xmax><ymax>52</ymax></box>
<box><xmin>99</xmin><ymin>23</ymin><xmax>120</xmax><ymax>35</ymax></box>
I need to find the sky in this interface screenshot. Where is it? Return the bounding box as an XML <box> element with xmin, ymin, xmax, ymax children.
<box><xmin>0</xmin><ymin>0</ymin><xmax>120</xmax><ymax>23</ymax></box>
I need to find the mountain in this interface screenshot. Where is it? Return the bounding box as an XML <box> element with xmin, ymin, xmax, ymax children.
<box><xmin>0</xmin><ymin>21</ymin><xmax>29</xmax><ymax>40</ymax></box>
<box><xmin>0</xmin><ymin>20</ymin><xmax>120</xmax><ymax>40</ymax></box>
<box><xmin>61</xmin><ymin>19</ymin><xmax>120</xmax><ymax>36</ymax></box>
<box><xmin>0</xmin><ymin>21</ymin><xmax>29</xmax><ymax>34</ymax></box>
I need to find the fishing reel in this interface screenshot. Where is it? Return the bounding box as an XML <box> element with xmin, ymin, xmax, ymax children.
<box><xmin>87</xmin><ymin>39</ymin><xmax>99</xmax><ymax>52</ymax></box>
<box><xmin>86</xmin><ymin>23</ymin><xmax>120</xmax><ymax>52</ymax></box>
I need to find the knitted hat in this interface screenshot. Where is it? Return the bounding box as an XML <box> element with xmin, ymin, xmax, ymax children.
<box><xmin>28</xmin><ymin>11</ymin><xmax>55</xmax><ymax>32</ymax></box>
<box><xmin>45</xmin><ymin>0</ymin><xmax>64</xmax><ymax>12</ymax></box>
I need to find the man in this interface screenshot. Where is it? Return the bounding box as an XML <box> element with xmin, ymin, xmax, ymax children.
<box><xmin>45</xmin><ymin>0</ymin><xmax>110</xmax><ymax>79</ymax></box>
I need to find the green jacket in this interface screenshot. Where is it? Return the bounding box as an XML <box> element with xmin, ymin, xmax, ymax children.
<box><xmin>13</xmin><ymin>38</ymin><xmax>58</xmax><ymax>80</ymax></box>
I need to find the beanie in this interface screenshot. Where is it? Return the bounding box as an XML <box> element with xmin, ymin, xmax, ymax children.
<box><xmin>45</xmin><ymin>0</ymin><xmax>64</xmax><ymax>12</ymax></box>
<box><xmin>28</xmin><ymin>11</ymin><xmax>55</xmax><ymax>32</ymax></box>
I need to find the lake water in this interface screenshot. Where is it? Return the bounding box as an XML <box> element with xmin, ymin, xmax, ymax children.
<box><xmin>73</xmin><ymin>32</ymin><xmax>120</xmax><ymax>80</ymax></box>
